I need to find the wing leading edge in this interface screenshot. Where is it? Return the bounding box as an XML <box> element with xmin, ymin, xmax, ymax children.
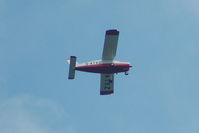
<box><xmin>100</xmin><ymin>74</ymin><xmax>114</xmax><ymax>95</ymax></box>
<box><xmin>102</xmin><ymin>29</ymin><xmax>119</xmax><ymax>60</ymax></box>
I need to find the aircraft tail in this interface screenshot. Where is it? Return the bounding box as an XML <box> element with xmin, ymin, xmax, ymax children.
<box><xmin>68</xmin><ymin>56</ymin><xmax>76</xmax><ymax>79</ymax></box>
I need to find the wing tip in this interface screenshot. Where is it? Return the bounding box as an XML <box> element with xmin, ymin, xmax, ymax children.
<box><xmin>100</xmin><ymin>90</ymin><xmax>114</xmax><ymax>95</ymax></box>
<box><xmin>70</xmin><ymin>56</ymin><xmax>76</xmax><ymax>58</ymax></box>
<box><xmin>106</xmin><ymin>29</ymin><xmax>119</xmax><ymax>35</ymax></box>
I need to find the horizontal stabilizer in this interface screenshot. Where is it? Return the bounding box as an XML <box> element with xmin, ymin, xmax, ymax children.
<box><xmin>68</xmin><ymin>56</ymin><xmax>76</xmax><ymax>79</ymax></box>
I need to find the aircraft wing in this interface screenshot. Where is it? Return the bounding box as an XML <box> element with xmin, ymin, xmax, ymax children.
<box><xmin>102</xmin><ymin>29</ymin><xmax>119</xmax><ymax>60</ymax></box>
<box><xmin>100</xmin><ymin>74</ymin><xmax>114</xmax><ymax>95</ymax></box>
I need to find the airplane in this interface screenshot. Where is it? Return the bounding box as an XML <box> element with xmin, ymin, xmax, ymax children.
<box><xmin>67</xmin><ymin>29</ymin><xmax>132</xmax><ymax>95</ymax></box>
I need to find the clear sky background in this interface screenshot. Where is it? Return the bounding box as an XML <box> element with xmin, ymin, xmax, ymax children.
<box><xmin>1</xmin><ymin>0</ymin><xmax>199</xmax><ymax>133</ymax></box>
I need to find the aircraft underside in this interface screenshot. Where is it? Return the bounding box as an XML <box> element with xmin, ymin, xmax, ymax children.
<box><xmin>75</xmin><ymin>63</ymin><xmax>131</xmax><ymax>74</ymax></box>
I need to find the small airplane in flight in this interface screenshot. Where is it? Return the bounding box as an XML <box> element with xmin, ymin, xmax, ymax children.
<box><xmin>67</xmin><ymin>29</ymin><xmax>132</xmax><ymax>95</ymax></box>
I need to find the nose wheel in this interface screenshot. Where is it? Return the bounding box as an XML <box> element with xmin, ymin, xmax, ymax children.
<box><xmin>125</xmin><ymin>71</ymin><xmax>129</xmax><ymax>75</ymax></box>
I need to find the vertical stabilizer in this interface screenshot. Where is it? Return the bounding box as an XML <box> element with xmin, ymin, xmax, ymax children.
<box><xmin>68</xmin><ymin>56</ymin><xmax>76</xmax><ymax>79</ymax></box>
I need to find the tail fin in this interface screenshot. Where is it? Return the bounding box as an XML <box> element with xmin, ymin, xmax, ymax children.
<box><xmin>66</xmin><ymin>57</ymin><xmax>79</xmax><ymax>65</ymax></box>
<box><xmin>68</xmin><ymin>56</ymin><xmax>76</xmax><ymax>79</ymax></box>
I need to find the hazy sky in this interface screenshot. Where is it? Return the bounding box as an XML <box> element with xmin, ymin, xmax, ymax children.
<box><xmin>1</xmin><ymin>0</ymin><xmax>199</xmax><ymax>133</ymax></box>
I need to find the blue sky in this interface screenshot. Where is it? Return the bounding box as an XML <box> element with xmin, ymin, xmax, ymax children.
<box><xmin>1</xmin><ymin>0</ymin><xmax>199</xmax><ymax>133</ymax></box>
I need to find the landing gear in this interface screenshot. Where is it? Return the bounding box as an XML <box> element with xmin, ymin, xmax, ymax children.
<box><xmin>125</xmin><ymin>71</ymin><xmax>129</xmax><ymax>75</ymax></box>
